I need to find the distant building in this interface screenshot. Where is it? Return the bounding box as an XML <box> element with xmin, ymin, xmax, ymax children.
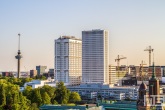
<box><xmin>82</xmin><ymin>29</ymin><xmax>109</xmax><ymax>84</ymax></box>
<box><xmin>117</xmin><ymin>65</ymin><xmax>127</xmax><ymax>77</ymax></box>
<box><xmin>116</xmin><ymin>65</ymin><xmax>127</xmax><ymax>86</ymax></box>
<box><xmin>30</xmin><ymin>70</ymin><xmax>37</xmax><ymax>78</ymax></box>
<box><xmin>148</xmin><ymin>66</ymin><xmax>165</xmax><ymax>80</ymax></box>
<box><xmin>109</xmin><ymin>65</ymin><xmax>117</xmax><ymax>85</ymax></box>
<box><xmin>43</xmin><ymin>72</ymin><xmax>49</xmax><ymax>78</ymax></box>
<box><xmin>2</xmin><ymin>72</ymin><xmax>13</xmax><ymax>77</ymax></box>
<box><xmin>20</xmin><ymin>79</ymin><xmax>68</xmax><ymax>91</ymax></box>
<box><xmin>67</xmin><ymin>83</ymin><xmax>138</xmax><ymax>100</ymax></box>
<box><xmin>128</xmin><ymin>65</ymin><xmax>142</xmax><ymax>77</ymax></box>
<box><xmin>55</xmin><ymin>36</ymin><xmax>82</xmax><ymax>85</ymax></box>
<box><xmin>122</xmin><ymin>77</ymin><xmax>137</xmax><ymax>86</ymax></box>
<box><xmin>137</xmin><ymin>66</ymin><xmax>149</xmax><ymax>81</ymax></box>
<box><xmin>48</xmin><ymin>69</ymin><xmax>54</xmax><ymax>78</ymax></box>
<box><xmin>36</xmin><ymin>65</ymin><xmax>47</xmax><ymax>76</ymax></box>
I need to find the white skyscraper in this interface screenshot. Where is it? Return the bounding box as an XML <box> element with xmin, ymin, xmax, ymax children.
<box><xmin>55</xmin><ymin>36</ymin><xmax>82</xmax><ymax>85</ymax></box>
<box><xmin>82</xmin><ymin>29</ymin><xmax>109</xmax><ymax>84</ymax></box>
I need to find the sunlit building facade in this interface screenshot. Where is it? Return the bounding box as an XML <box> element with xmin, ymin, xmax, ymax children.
<box><xmin>109</xmin><ymin>65</ymin><xmax>117</xmax><ymax>85</ymax></box>
<box><xmin>55</xmin><ymin>36</ymin><xmax>82</xmax><ymax>85</ymax></box>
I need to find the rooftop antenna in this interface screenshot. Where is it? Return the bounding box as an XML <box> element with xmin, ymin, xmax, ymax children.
<box><xmin>18</xmin><ymin>33</ymin><xmax>20</xmax><ymax>51</ymax></box>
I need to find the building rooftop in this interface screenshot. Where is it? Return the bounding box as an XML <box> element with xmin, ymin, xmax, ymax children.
<box><xmin>58</xmin><ymin>36</ymin><xmax>81</xmax><ymax>41</ymax></box>
<box><xmin>139</xmin><ymin>82</ymin><xmax>147</xmax><ymax>90</ymax></box>
<box><xmin>67</xmin><ymin>83</ymin><xmax>138</xmax><ymax>90</ymax></box>
<box><xmin>101</xmin><ymin>101</ymin><xmax>137</xmax><ymax>110</ymax></box>
<box><xmin>40</xmin><ymin>104</ymin><xmax>102</xmax><ymax>110</ymax></box>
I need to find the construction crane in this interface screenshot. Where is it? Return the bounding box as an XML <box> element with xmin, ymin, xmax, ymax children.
<box><xmin>144</xmin><ymin>46</ymin><xmax>154</xmax><ymax>66</ymax></box>
<box><xmin>115</xmin><ymin>55</ymin><xmax>127</xmax><ymax>79</ymax></box>
<box><xmin>139</xmin><ymin>60</ymin><xmax>147</xmax><ymax>81</ymax></box>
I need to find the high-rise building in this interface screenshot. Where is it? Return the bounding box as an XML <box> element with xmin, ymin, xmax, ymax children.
<box><xmin>82</xmin><ymin>29</ymin><xmax>109</xmax><ymax>84</ymax></box>
<box><xmin>55</xmin><ymin>36</ymin><xmax>82</xmax><ymax>85</ymax></box>
<box><xmin>36</xmin><ymin>65</ymin><xmax>47</xmax><ymax>76</ymax></box>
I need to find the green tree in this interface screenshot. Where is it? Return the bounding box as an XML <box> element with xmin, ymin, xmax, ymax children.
<box><xmin>41</xmin><ymin>92</ymin><xmax>51</xmax><ymax>104</ymax></box>
<box><xmin>34</xmin><ymin>75</ymin><xmax>46</xmax><ymax>80</ymax></box>
<box><xmin>21</xmin><ymin>78</ymin><xmax>33</xmax><ymax>85</ymax></box>
<box><xmin>11</xmin><ymin>104</ymin><xmax>19</xmax><ymax>110</ymax></box>
<box><xmin>40</xmin><ymin>85</ymin><xmax>55</xmax><ymax>97</ymax></box>
<box><xmin>40</xmin><ymin>76</ymin><xmax>46</xmax><ymax>80</ymax></box>
<box><xmin>29</xmin><ymin>103</ymin><xmax>39</xmax><ymax>110</ymax></box>
<box><xmin>6</xmin><ymin>94</ymin><xmax>13</xmax><ymax>105</ymax></box>
<box><xmin>12</xmin><ymin>92</ymin><xmax>19</xmax><ymax>104</ymax></box>
<box><xmin>69</xmin><ymin>92</ymin><xmax>81</xmax><ymax>103</ymax></box>
<box><xmin>31</xmin><ymin>89</ymin><xmax>42</xmax><ymax>106</ymax></box>
<box><xmin>54</xmin><ymin>82</ymin><xmax>69</xmax><ymax>104</ymax></box>
<box><xmin>18</xmin><ymin>92</ymin><xmax>31</xmax><ymax>110</ymax></box>
<box><xmin>151</xmin><ymin>106</ymin><xmax>156</xmax><ymax>110</ymax></box>
<box><xmin>0</xmin><ymin>84</ymin><xmax>6</xmax><ymax>106</ymax></box>
<box><xmin>23</xmin><ymin>86</ymin><xmax>32</xmax><ymax>100</ymax></box>
<box><xmin>0</xmin><ymin>77</ymin><xmax>36</xmax><ymax>109</ymax></box>
<box><xmin>40</xmin><ymin>85</ymin><xmax>55</xmax><ymax>105</ymax></box>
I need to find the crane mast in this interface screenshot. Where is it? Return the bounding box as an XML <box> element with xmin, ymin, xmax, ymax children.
<box><xmin>139</xmin><ymin>60</ymin><xmax>147</xmax><ymax>81</ymax></box>
<box><xmin>115</xmin><ymin>55</ymin><xmax>127</xmax><ymax>79</ymax></box>
<box><xmin>144</xmin><ymin>46</ymin><xmax>154</xmax><ymax>66</ymax></box>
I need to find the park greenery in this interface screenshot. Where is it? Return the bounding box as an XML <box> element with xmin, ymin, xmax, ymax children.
<box><xmin>0</xmin><ymin>76</ymin><xmax>81</xmax><ymax>110</ymax></box>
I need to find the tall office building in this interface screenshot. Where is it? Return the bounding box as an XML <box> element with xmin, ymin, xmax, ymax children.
<box><xmin>82</xmin><ymin>29</ymin><xmax>109</xmax><ymax>84</ymax></box>
<box><xmin>55</xmin><ymin>36</ymin><xmax>82</xmax><ymax>85</ymax></box>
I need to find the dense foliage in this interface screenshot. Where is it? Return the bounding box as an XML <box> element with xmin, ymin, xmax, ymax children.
<box><xmin>0</xmin><ymin>76</ymin><xmax>81</xmax><ymax>110</ymax></box>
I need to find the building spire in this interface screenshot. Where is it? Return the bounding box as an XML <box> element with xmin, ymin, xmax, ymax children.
<box><xmin>151</xmin><ymin>53</ymin><xmax>156</xmax><ymax>79</ymax></box>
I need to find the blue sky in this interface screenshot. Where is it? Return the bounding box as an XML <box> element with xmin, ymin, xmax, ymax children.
<box><xmin>0</xmin><ymin>0</ymin><xmax>165</xmax><ymax>71</ymax></box>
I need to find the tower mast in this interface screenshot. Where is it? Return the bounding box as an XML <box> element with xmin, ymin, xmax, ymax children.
<box><xmin>15</xmin><ymin>33</ymin><xmax>22</xmax><ymax>78</ymax></box>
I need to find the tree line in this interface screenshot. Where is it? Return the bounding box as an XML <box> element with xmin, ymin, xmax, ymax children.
<box><xmin>0</xmin><ymin>76</ymin><xmax>81</xmax><ymax>110</ymax></box>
